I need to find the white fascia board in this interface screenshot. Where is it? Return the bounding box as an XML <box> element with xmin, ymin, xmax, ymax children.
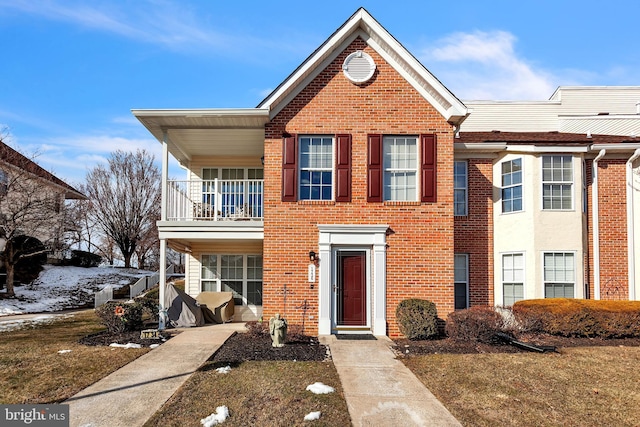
<box><xmin>505</xmin><ymin>145</ymin><xmax>590</xmax><ymax>153</ymax></box>
<box><xmin>131</xmin><ymin>108</ymin><xmax>270</xmax><ymax>118</ymax></box>
<box><xmin>590</xmin><ymin>143</ymin><xmax>640</xmax><ymax>151</ymax></box>
<box><xmin>454</xmin><ymin>142</ymin><xmax>508</xmax><ymax>152</ymax></box>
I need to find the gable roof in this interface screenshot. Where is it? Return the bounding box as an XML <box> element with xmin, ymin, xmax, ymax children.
<box><xmin>0</xmin><ymin>141</ymin><xmax>86</xmax><ymax>200</ymax></box>
<box><xmin>257</xmin><ymin>7</ymin><xmax>468</xmax><ymax>125</ymax></box>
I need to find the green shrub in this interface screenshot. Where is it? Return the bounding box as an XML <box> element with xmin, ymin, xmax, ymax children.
<box><xmin>513</xmin><ymin>299</ymin><xmax>640</xmax><ymax>338</ymax></box>
<box><xmin>67</xmin><ymin>250</ymin><xmax>102</xmax><ymax>267</ymax></box>
<box><xmin>445</xmin><ymin>306</ymin><xmax>505</xmax><ymax>343</ymax></box>
<box><xmin>95</xmin><ymin>301</ymin><xmax>144</xmax><ymax>333</ymax></box>
<box><xmin>396</xmin><ymin>298</ymin><xmax>439</xmax><ymax>340</ymax></box>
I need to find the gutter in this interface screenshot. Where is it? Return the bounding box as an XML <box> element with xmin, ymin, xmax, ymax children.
<box><xmin>627</xmin><ymin>149</ymin><xmax>640</xmax><ymax>300</ymax></box>
<box><xmin>592</xmin><ymin>149</ymin><xmax>606</xmax><ymax>300</ymax></box>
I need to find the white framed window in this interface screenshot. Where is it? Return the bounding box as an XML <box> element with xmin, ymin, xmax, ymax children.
<box><xmin>200</xmin><ymin>254</ymin><xmax>263</xmax><ymax>306</ymax></box>
<box><xmin>502</xmin><ymin>253</ymin><xmax>524</xmax><ymax>306</ymax></box>
<box><xmin>501</xmin><ymin>158</ymin><xmax>523</xmax><ymax>213</ymax></box>
<box><xmin>543</xmin><ymin>252</ymin><xmax>575</xmax><ymax>298</ymax></box>
<box><xmin>542</xmin><ymin>155</ymin><xmax>573</xmax><ymax>210</ymax></box>
<box><xmin>454</xmin><ymin>161</ymin><xmax>468</xmax><ymax>216</ymax></box>
<box><xmin>383</xmin><ymin>136</ymin><xmax>418</xmax><ymax>201</ymax></box>
<box><xmin>454</xmin><ymin>254</ymin><xmax>469</xmax><ymax>309</ymax></box>
<box><xmin>299</xmin><ymin>136</ymin><xmax>333</xmax><ymax>200</ymax></box>
<box><xmin>201</xmin><ymin>168</ymin><xmax>264</xmax><ymax>218</ymax></box>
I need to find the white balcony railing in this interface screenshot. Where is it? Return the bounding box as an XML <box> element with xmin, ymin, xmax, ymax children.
<box><xmin>166</xmin><ymin>179</ymin><xmax>264</xmax><ymax>221</ymax></box>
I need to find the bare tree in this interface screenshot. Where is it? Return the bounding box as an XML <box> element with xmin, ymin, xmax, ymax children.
<box><xmin>64</xmin><ymin>183</ymin><xmax>99</xmax><ymax>253</ymax></box>
<box><xmin>0</xmin><ymin>137</ymin><xmax>65</xmax><ymax>296</ymax></box>
<box><xmin>85</xmin><ymin>150</ymin><xmax>161</xmax><ymax>268</ymax></box>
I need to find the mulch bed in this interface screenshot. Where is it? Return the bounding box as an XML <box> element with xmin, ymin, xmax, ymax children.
<box><xmin>79</xmin><ymin>330</ymin><xmax>174</xmax><ymax>347</ymax></box>
<box><xmin>394</xmin><ymin>334</ymin><xmax>640</xmax><ymax>356</ymax></box>
<box><xmin>211</xmin><ymin>331</ymin><xmax>329</xmax><ymax>363</ymax></box>
<box><xmin>78</xmin><ymin>325</ymin><xmax>640</xmax><ymax>359</ymax></box>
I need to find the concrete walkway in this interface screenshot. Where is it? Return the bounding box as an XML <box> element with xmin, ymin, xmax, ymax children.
<box><xmin>65</xmin><ymin>322</ymin><xmax>245</xmax><ymax>427</ymax></box>
<box><xmin>323</xmin><ymin>335</ymin><xmax>461</xmax><ymax>427</ymax></box>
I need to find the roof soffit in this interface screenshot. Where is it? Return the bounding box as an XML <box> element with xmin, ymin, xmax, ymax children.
<box><xmin>258</xmin><ymin>8</ymin><xmax>467</xmax><ymax>123</ymax></box>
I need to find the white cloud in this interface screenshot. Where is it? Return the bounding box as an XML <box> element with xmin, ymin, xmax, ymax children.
<box><xmin>418</xmin><ymin>31</ymin><xmax>558</xmax><ymax>100</ymax></box>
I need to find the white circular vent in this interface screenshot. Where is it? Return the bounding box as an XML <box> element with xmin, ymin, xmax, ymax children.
<box><xmin>342</xmin><ymin>50</ymin><xmax>376</xmax><ymax>84</ymax></box>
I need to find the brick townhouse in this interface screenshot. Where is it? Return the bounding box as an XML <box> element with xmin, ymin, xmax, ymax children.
<box><xmin>134</xmin><ymin>8</ymin><xmax>640</xmax><ymax>337</ymax></box>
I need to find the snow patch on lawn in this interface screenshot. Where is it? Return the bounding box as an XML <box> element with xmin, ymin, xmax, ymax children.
<box><xmin>0</xmin><ymin>265</ymin><xmax>152</xmax><ymax>317</ymax></box>
<box><xmin>216</xmin><ymin>366</ymin><xmax>232</xmax><ymax>374</ymax></box>
<box><xmin>201</xmin><ymin>406</ymin><xmax>229</xmax><ymax>426</ymax></box>
<box><xmin>0</xmin><ymin>314</ymin><xmax>74</xmax><ymax>332</ymax></box>
<box><xmin>109</xmin><ymin>343</ymin><xmax>142</xmax><ymax>349</ymax></box>
<box><xmin>58</xmin><ymin>349</ymin><xmax>72</xmax><ymax>354</ymax></box>
<box><xmin>304</xmin><ymin>411</ymin><xmax>322</xmax><ymax>421</ymax></box>
<box><xmin>306</xmin><ymin>382</ymin><xmax>335</xmax><ymax>394</ymax></box>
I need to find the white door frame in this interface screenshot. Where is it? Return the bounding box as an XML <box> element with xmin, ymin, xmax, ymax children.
<box><xmin>317</xmin><ymin>224</ymin><xmax>388</xmax><ymax>336</ymax></box>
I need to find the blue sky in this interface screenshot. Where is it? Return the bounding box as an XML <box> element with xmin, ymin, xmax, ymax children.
<box><xmin>1</xmin><ymin>0</ymin><xmax>639</xmax><ymax>185</ymax></box>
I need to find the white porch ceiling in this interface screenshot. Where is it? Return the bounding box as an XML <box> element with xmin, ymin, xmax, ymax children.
<box><xmin>132</xmin><ymin>109</ymin><xmax>270</xmax><ymax>164</ymax></box>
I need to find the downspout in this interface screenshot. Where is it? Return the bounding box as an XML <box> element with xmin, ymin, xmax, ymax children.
<box><xmin>592</xmin><ymin>149</ymin><xmax>606</xmax><ymax>300</ymax></box>
<box><xmin>158</xmin><ymin>131</ymin><xmax>169</xmax><ymax>329</ymax></box>
<box><xmin>626</xmin><ymin>149</ymin><xmax>640</xmax><ymax>300</ymax></box>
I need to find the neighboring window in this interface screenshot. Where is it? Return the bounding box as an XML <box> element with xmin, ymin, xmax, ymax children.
<box><xmin>201</xmin><ymin>255</ymin><xmax>218</xmax><ymax>292</ymax></box>
<box><xmin>383</xmin><ymin>136</ymin><xmax>417</xmax><ymax>201</ymax></box>
<box><xmin>501</xmin><ymin>158</ymin><xmax>522</xmax><ymax>213</ymax></box>
<box><xmin>299</xmin><ymin>136</ymin><xmax>333</xmax><ymax>200</ymax></box>
<box><xmin>542</xmin><ymin>155</ymin><xmax>573</xmax><ymax>210</ymax></box>
<box><xmin>454</xmin><ymin>254</ymin><xmax>469</xmax><ymax>310</ymax></box>
<box><xmin>544</xmin><ymin>252</ymin><xmax>575</xmax><ymax>298</ymax></box>
<box><xmin>454</xmin><ymin>161</ymin><xmax>468</xmax><ymax>216</ymax></box>
<box><xmin>200</xmin><ymin>254</ymin><xmax>263</xmax><ymax>306</ymax></box>
<box><xmin>502</xmin><ymin>253</ymin><xmax>524</xmax><ymax>306</ymax></box>
<box><xmin>0</xmin><ymin>169</ymin><xmax>8</xmax><ymax>195</ymax></box>
<box><xmin>201</xmin><ymin>168</ymin><xmax>264</xmax><ymax>217</ymax></box>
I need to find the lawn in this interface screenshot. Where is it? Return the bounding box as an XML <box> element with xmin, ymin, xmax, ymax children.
<box><xmin>144</xmin><ymin>360</ymin><xmax>351</xmax><ymax>427</ymax></box>
<box><xmin>0</xmin><ymin>310</ymin><xmax>150</xmax><ymax>404</ymax></box>
<box><xmin>402</xmin><ymin>346</ymin><xmax>640</xmax><ymax>427</ymax></box>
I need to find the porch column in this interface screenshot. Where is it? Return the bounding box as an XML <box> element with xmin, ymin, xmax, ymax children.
<box><xmin>158</xmin><ymin>131</ymin><xmax>169</xmax><ymax>329</ymax></box>
<box><xmin>372</xmin><ymin>240</ymin><xmax>387</xmax><ymax>336</ymax></box>
<box><xmin>317</xmin><ymin>238</ymin><xmax>332</xmax><ymax>335</ymax></box>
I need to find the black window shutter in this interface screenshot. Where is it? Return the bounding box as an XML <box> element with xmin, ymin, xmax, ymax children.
<box><xmin>367</xmin><ymin>134</ymin><xmax>383</xmax><ymax>202</ymax></box>
<box><xmin>282</xmin><ymin>134</ymin><xmax>297</xmax><ymax>202</ymax></box>
<box><xmin>335</xmin><ymin>134</ymin><xmax>352</xmax><ymax>202</ymax></box>
<box><xmin>420</xmin><ymin>133</ymin><xmax>437</xmax><ymax>203</ymax></box>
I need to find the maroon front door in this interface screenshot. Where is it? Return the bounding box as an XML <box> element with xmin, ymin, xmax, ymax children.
<box><xmin>337</xmin><ymin>251</ymin><xmax>366</xmax><ymax>326</ymax></box>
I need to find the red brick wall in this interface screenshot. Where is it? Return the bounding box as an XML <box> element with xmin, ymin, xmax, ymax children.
<box><xmin>592</xmin><ymin>160</ymin><xmax>628</xmax><ymax>300</ymax></box>
<box><xmin>262</xmin><ymin>38</ymin><xmax>455</xmax><ymax>337</ymax></box>
<box><xmin>454</xmin><ymin>159</ymin><xmax>494</xmax><ymax>306</ymax></box>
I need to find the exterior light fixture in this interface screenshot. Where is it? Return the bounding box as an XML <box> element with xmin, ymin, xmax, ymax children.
<box><xmin>309</xmin><ymin>251</ymin><xmax>317</xmax><ymax>262</ymax></box>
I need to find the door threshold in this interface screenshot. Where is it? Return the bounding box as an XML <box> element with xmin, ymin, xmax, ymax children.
<box><xmin>333</xmin><ymin>327</ymin><xmax>371</xmax><ymax>334</ymax></box>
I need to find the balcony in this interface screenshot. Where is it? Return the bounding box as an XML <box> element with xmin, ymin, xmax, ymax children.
<box><xmin>165</xmin><ymin>179</ymin><xmax>264</xmax><ymax>222</ymax></box>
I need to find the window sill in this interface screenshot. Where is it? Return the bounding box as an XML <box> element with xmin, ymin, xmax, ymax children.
<box><xmin>298</xmin><ymin>200</ymin><xmax>336</xmax><ymax>206</ymax></box>
<box><xmin>383</xmin><ymin>201</ymin><xmax>421</xmax><ymax>206</ymax></box>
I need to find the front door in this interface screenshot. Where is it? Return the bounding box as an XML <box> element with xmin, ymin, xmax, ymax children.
<box><xmin>336</xmin><ymin>251</ymin><xmax>366</xmax><ymax>326</ymax></box>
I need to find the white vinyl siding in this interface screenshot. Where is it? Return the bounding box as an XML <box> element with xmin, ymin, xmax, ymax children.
<box><xmin>383</xmin><ymin>136</ymin><xmax>418</xmax><ymax>201</ymax></box>
<box><xmin>454</xmin><ymin>161</ymin><xmax>468</xmax><ymax>216</ymax></box>
<box><xmin>502</xmin><ymin>253</ymin><xmax>524</xmax><ymax>306</ymax></box>
<box><xmin>544</xmin><ymin>252</ymin><xmax>575</xmax><ymax>298</ymax></box>
<box><xmin>542</xmin><ymin>156</ymin><xmax>573</xmax><ymax>210</ymax></box>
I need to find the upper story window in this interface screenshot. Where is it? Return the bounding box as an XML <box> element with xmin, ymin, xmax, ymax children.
<box><xmin>299</xmin><ymin>136</ymin><xmax>334</xmax><ymax>201</ymax></box>
<box><xmin>542</xmin><ymin>155</ymin><xmax>573</xmax><ymax>210</ymax></box>
<box><xmin>282</xmin><ymin>134</ymin><xmax>351</xmax><ymax>203</ymax></box>
<box><xmin>454</xmin><ymin>161</ymin><xmax>468</xmax><ymax>216</ymax></box>
<box><xmin>501</xmin><ymin>158</ymin><xmax>522</xmax><ymax>213</ymax></box>
<box><xmin>383</xmin><ymin>136</ymin><xmax>417</xmax><ymax>201</ymax></box>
